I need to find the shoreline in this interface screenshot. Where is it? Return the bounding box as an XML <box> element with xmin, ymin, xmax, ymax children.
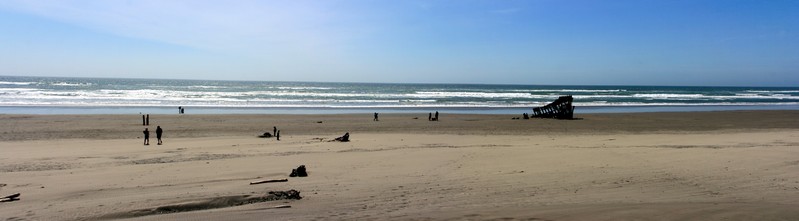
<box><xmin>1</xmin><ymin>104</ymin><xmax>798</xmax><ymax>115</ymax></box>
<box><xmin>2</xmin><ymin>110</ymin><xmax>799</xmax><ymax>141</ymax></box>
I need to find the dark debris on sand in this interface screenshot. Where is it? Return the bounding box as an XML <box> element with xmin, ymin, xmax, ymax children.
<box><xmin>94</xmin><ymin>190</ymin><xmax>301</xmax><ymax>220</ymax></box>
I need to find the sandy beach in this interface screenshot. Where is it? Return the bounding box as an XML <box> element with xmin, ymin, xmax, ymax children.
<box><xmin>1</xmin><ymin>110</ymin><xmax>799</xmax><ymax>220</ymax></box>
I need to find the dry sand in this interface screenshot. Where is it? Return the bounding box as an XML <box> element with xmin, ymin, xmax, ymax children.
<box><xmin>1</xmin><ymin>111</ymin><xmax>799</xmax><ymax>220</ymax></box>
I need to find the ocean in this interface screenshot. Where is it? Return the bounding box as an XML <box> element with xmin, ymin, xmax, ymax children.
<box><xmin>1</xmin><ymin>76</ymin><xmax>798</xmax><ymax>114</ymax></box>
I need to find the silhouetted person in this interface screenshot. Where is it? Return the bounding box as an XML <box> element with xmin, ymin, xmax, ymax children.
<box><xmin>273</xmin><ymin>126</ymin><xmax>277</xmax><ymax>137</ymax></box>
<box><xmin>335</xmin><ymin>132</ymin><xmax>350</xmax><ymax>142</ymax></box>
<box><xmin>146</xmin><ymin>114</ymin><xmax>150</xmax><ymax>125</ymax></box>
<box><xmin>181</xmin><ymin>107</ymin><xmax>185</xmax><ymax>114</ymax></box>
<box><xmin>428</xmin><ymin>112</ymin><xmax>432</xmax><ymax>121</ymax></box>
<box><xmin>178</xmin><ymin>106</ymin><xmax>182</xmax><ymax>114</ymax></box>
<box><xmin>276</xmin><ymin>130</ymin><xmax>280</xmax><ymax>141</ymax></box>
<box><xmin>142</xmin><ymin>115</ymin><xmax>146</xmax><ymax>125</ymax></box>
<box><xmin>297</xmin><ymin>165</ymin><xmax>308</xmax><ymax>176</ymax></box>
<box><xmin>156</xmin><ymin>126</ymin><xmax>163</xmax><ymax>145</ymax></box>
<box><xmin>434</xmin><ymin>111</ymin><xmax>439</xmax><ymax>121</ymax></box>
<box><xmin>374</xmin><ymin>112</ymin><xmax>379</xmax><ymax>121</ymax></box>
<box><xmin>143</xmin><ymin>128</ymin><xmax>150</xmax><ymax>145</ymax></box>
<box><xmin>290</xmin><ymin>165</ymin><xmax>308</xmax><ymax>177</ymax></box>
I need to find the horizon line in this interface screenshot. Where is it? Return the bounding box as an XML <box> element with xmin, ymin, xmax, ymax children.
<box><xmin>2</xmin><ymin>74</ymin><xmax>798</xmax><ymax>88</ymax></box>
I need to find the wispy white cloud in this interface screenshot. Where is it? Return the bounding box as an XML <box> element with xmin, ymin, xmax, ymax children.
<box><xmin>2</xmin><ymin>1</ymin><xmax>796</xmax><ymax>85</ymax></box>
<box><xmin>0</xmin><ymin>0</ymin><xmax>354</xmax><ymax>55</ymax></box>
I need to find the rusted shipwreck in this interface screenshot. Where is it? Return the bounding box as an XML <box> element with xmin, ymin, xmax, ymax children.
<box><xmin>531</xmin><ymin>95</ymin><xmax>575</xmax><ymax>119</ymax></box>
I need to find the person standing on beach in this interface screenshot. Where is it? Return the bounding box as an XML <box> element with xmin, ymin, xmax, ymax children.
<box><xmin>156</xmin><ymin>126</ymin><xmax>163</xmax><ymax>145</ymax></box>
<box><xmin>143</xmin><ymin>128</ymin><xmax>150</xmax><ymax>145</ymax></box>
<box><xmin>374</xmin><ymin>112</ymin><xmax>379</xmax><ymax>121</ymax></box>
<box><xmin>273</xmin><ymin>126</ymin><xmax>277</xmax><ymax>137</ymax></box>
<box><xmin>428</xmin><ymin>112</ymin><xmax>432</xmax><ymax>121</ymax></box>
<box><xmin>276</xmin><ymin>130</ymin><xmax>280</xmax><ymax>141</ymax></box>
<box><xmin>435</xmin><ymin>111</ymin><xmax>439</xmax><ymax>121</ymax></box>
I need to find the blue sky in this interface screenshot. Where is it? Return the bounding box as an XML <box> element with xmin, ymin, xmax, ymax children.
<box><xmin>0</xmin><ymin>0</ymin><xmax>797</xmax><ymax>86</ymax></box>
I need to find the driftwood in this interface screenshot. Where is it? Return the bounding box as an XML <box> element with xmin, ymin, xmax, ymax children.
<box><xmin>249</xmin><ymin>179</ymin><xmax>288</xmax><ymax>185</ymax></box>
<box><xmin>101</xmin><ymin>190</ymin><xmax>301</xmax><ymax>219</ymax></box>
<box><xmin>0</xmin><ymin>193</ymin><xmax>20</xmax><ymax>202</ymax></box>
<box><xmin>532</xmin><ymin>95</ymin><xmax>575</xmax><ymax>119</ymax></box>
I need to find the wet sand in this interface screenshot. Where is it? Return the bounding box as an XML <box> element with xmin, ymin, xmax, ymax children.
<box><xmin>1</xmin><ymin>111</ymin><xmax>799</xmax><ymax>220</ymax></box>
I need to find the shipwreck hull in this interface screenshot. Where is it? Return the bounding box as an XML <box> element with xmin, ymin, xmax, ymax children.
<box><xmin>532</xmin><ymin>95</ymin><xmax>575</xmax><ymax>119</ymax></box>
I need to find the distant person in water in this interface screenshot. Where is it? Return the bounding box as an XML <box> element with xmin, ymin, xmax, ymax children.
<box><xmin>156</xmin><ymin>126</ymin><xmax>163</xmax><ymax>145</ymax></box>
<box><xmin>374</xmin><ymin>112</ymin><xmax>379</xmax><ymax>121</ymax></box>
<box><xmin>178</xmin><ymin>106</ymin><xmax>182</xmax><ymax>114</ymax></box>
<box><xmin>143</xmin><ymin>128</ymin><xmax>150</xmax><ymax>145</ymax></box>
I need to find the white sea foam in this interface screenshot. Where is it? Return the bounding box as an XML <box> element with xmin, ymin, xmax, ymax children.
<box><xmin>50</xmin><ymin>82</ymin><xmax>92</xmax><ymax>87</ymax></box>
<box><xmin>245</xmin><ymin>98</ymin><xmax>400</xmax><ymax>103</ymax></box>
<box><xmin>0</xmin><ymin>88</ymin><xmax>40</xmax><ymax>91</ymax></box>
<box><xmin>573</xmin><ymin>102</ymin><xmax>799</xmax><ymax>107</ymax></box>
<box><xmin>574</xmin><ymin>94</ymin><xmax>798</xmax><ymax>100</ymax></box>
<box><xmin>25</xmin><ymin>89</ymin><xmax>791</xmax><ymax>102</ymax></box>
<box><xmin>0</xmin><ymin>81</ymin><xmax>37</xmax><ymax>85</ymax></box>
<box><xmin>1</xmin><ymin>76</ymin><xmax>798</xmax><ymax>111</ymax></box>
<box><xmin>2</xmin><ymin>100</ymin><xmax>798</xmax><ymax>108</ymax></box>
<box><xmin>411</xmin><ymin>91</ymin><xmax>539</xmax><ymax>98</ymax></box>
<box><xmin>187</xmin><ymin>85</ymin><xmax>226</xmax><ymax>89</ymax></box>
<box><xmin>274</xmin><ymin>86</ymin><xmax>333</xmax><ymax>90</ymax></box>
<box><xmin>402</xmin><ymin>99</ymin><xmax>438</xmax><ymax>103</ymax></box>
<box><xmin>520</xmin><ymin>89</ymin><xmax>627</xmax><ymax>93</ymax></box>
<box><xmin>745</xmin><ymin>90</ymin><xmax>799</xmax><ymax>93</ymax></box>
